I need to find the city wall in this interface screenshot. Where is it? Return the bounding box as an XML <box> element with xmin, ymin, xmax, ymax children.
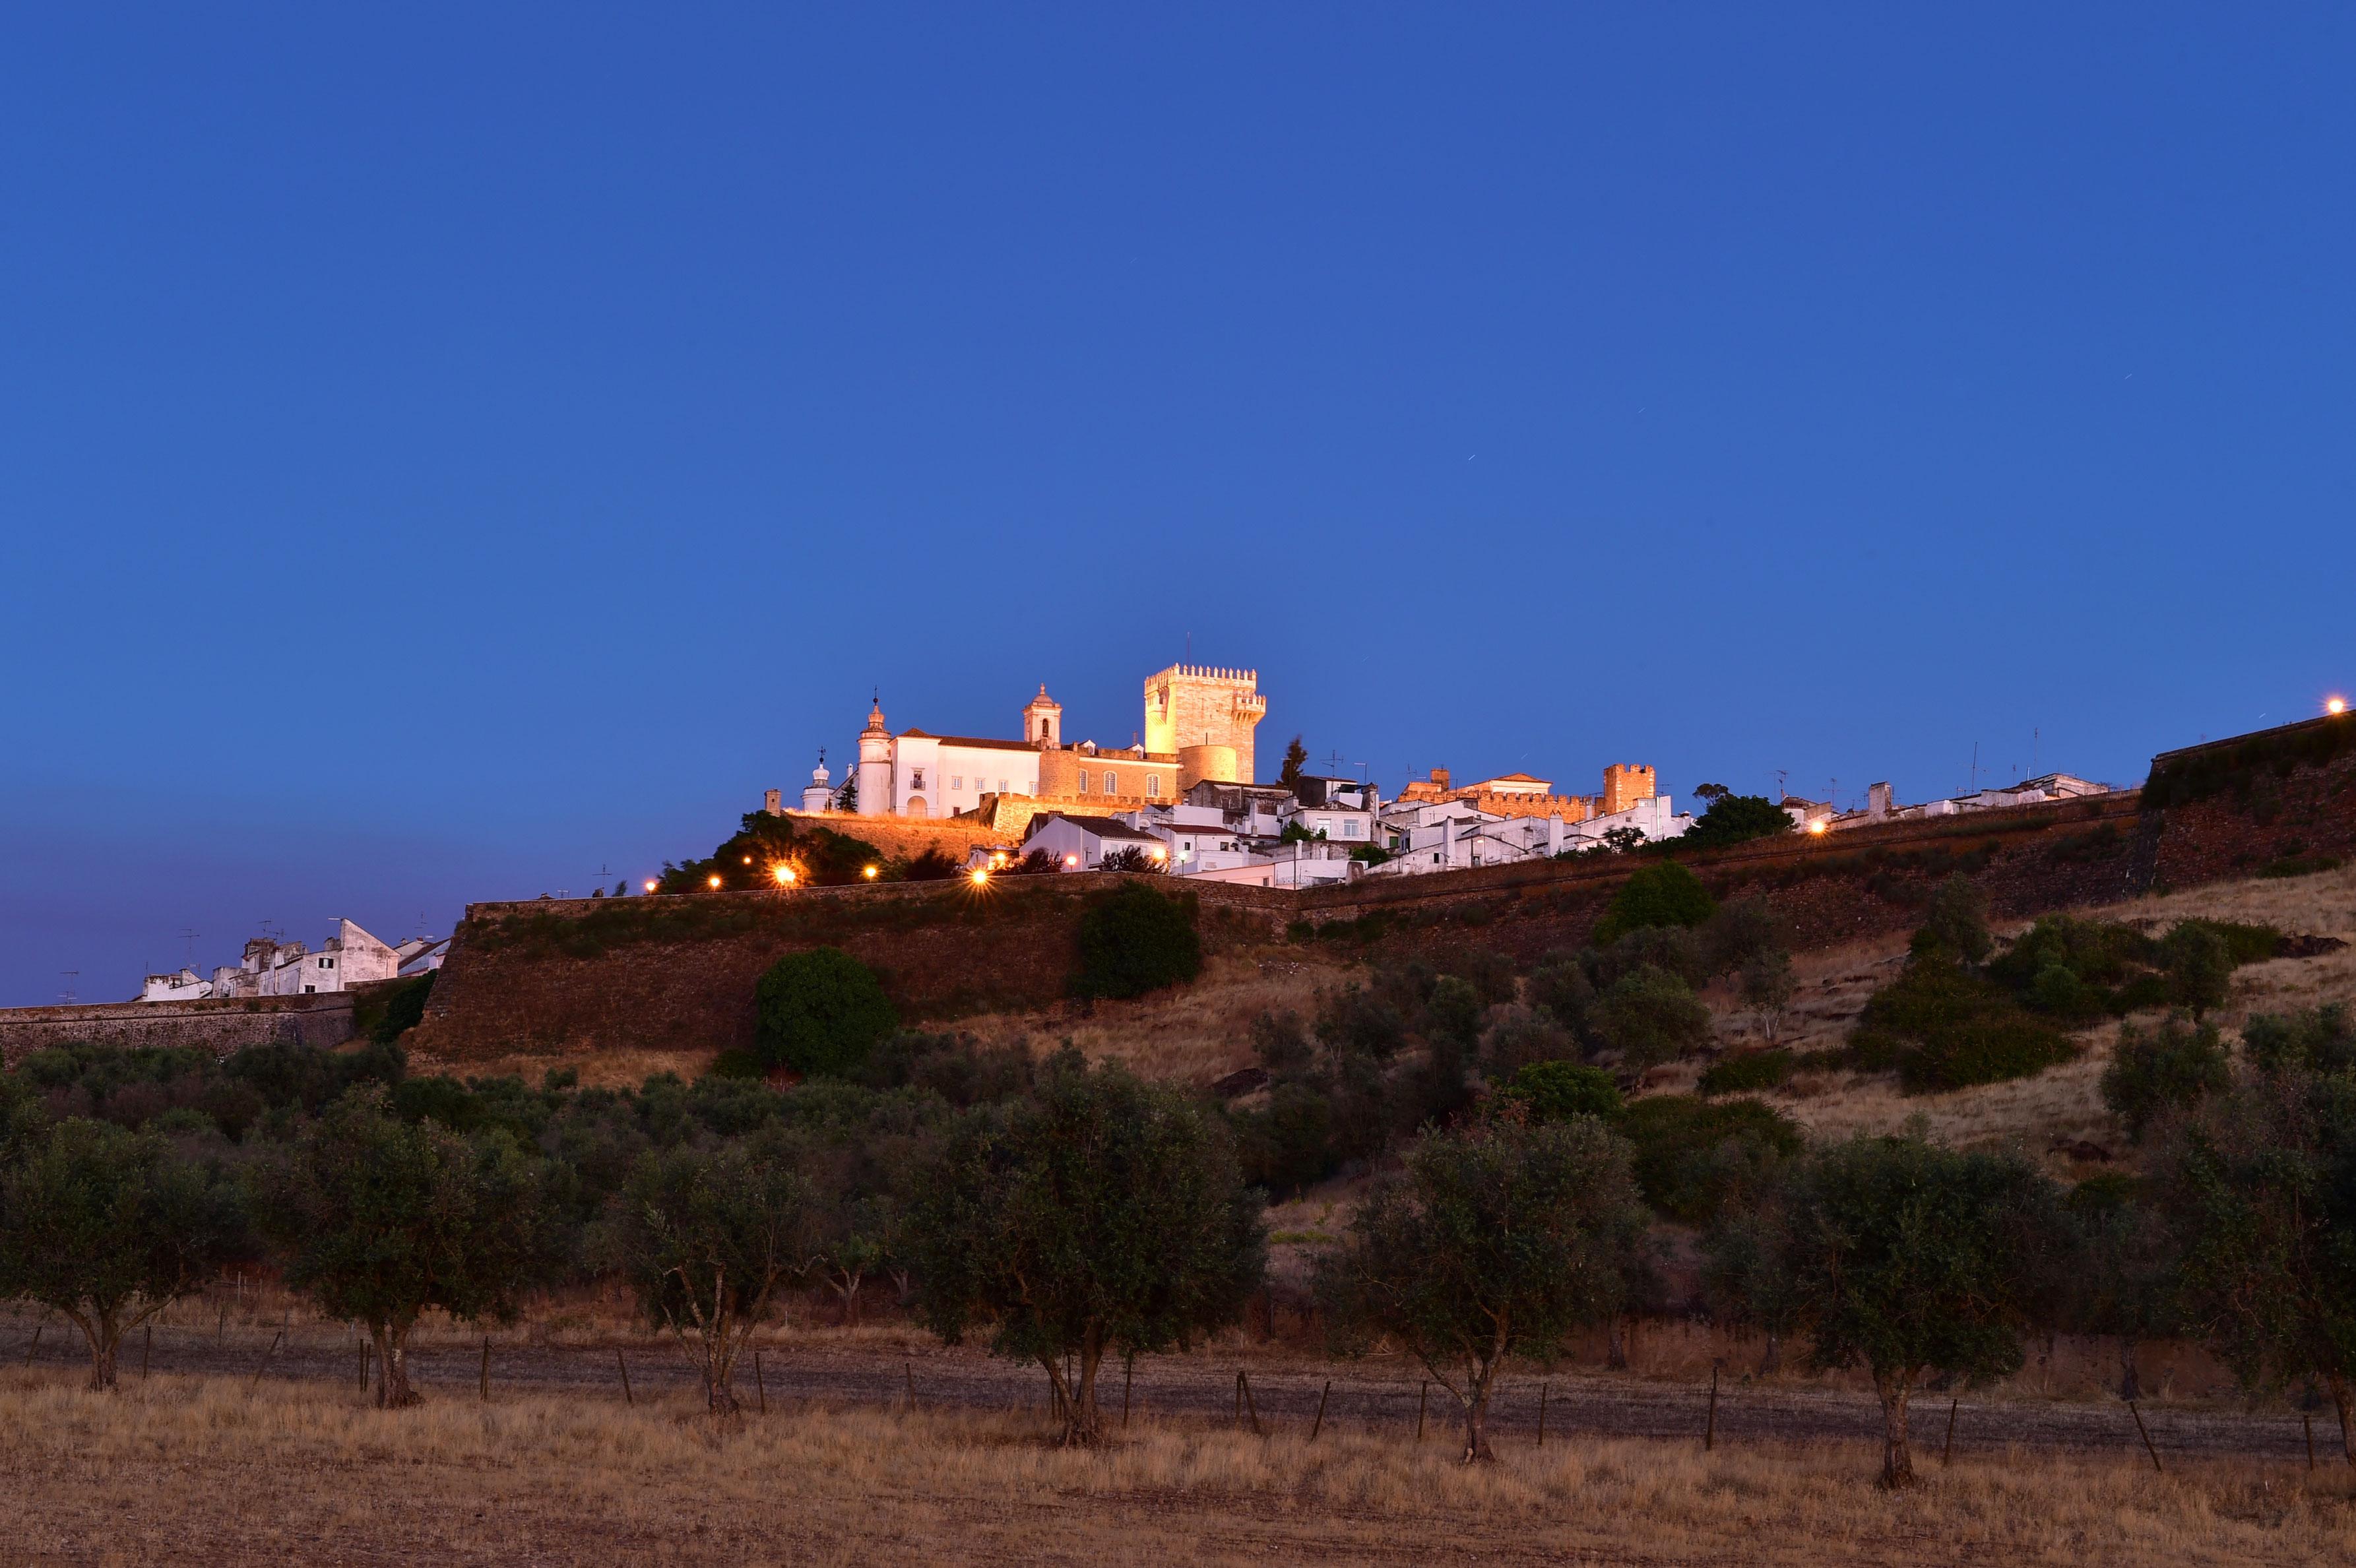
<box><xmin>0</xmin><ymin>992</ymin><xmax>359</xmax><ymax>1069</ymax></box>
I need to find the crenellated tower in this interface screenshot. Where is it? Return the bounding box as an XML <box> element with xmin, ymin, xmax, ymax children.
<box><xmin>1143</xmin><ymin>664</ymin><xmax>1267</xmax><ymax>784</ymax></box>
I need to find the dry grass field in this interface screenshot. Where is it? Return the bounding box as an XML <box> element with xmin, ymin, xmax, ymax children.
<box><xmin>1</xmin><ymin>1372</ymin><xmax>2349</xmax><ymax>1566</ymax></box>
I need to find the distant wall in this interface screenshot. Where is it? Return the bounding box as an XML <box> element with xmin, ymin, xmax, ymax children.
<box><xmin>0</xmin><ymin>992</ymin><xmax>358</xmax><ymax>1068</ymax></box>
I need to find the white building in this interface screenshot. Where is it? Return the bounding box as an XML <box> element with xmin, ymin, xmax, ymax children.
<box><xmin>1019</xmin><ymin>811</ymin><xmax>1172</xmax><ymax>871</ymax></box>
<box><xmin>212</xmin><ymin>920</ymin><xmax>402</xmax><ymax>998</ymax></box>
<box><xmin>1376</xmin><ymin>794</ymin><xmax>1692</xmax><ymax>875</ymax></box>
<box><xmin>856</xmin><ymin>697</ymin><xmax>1046</xmax><ymax>821</ymax></box>
<box><xmin>139</xmin><ymin>968</ymin><xmax>212</xmax><ymax>1002</ymax></box>
<box><xmin>1824</xmin><ymin>774</ymin><xmax>2120</xmax><ymax>832</ymax></box>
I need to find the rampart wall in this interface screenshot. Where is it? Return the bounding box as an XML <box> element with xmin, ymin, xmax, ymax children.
<box><xmin>0</xmin><ymin>992</ymin><xmax>358</xmax><ymax>1069</ymax></box>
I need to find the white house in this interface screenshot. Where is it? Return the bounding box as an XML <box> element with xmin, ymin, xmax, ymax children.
<box><xmin>212</xmin><ymin>920</ymin><xmax>402</xmax><ymax>998</ymax></box>
<box><xmin>1019</xmin><ymin>811</ymin><xmax>1172</xmax><ymax>871</ymax></box>
<box><xmin>139</xmin><ymin>968</ymin><xmax>212</xmax><ymax>1002</ymax></box>
<box><xmin>1377</xmin><ymin>794</ymin><xmax>1692</xmax><ymax>875</ymax></box>
<box><xmin>1279</xmin><ymin>797</ymin><xmax>1377</xmax><ymax>847</ymax></box>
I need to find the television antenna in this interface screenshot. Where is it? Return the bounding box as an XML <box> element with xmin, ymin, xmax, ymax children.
<box><xmin>177</xmin><ymin>927</ymin><xmax>201</xmax><ymax>966</ymax></box>
<box><xmin>58</xmin><ymin>971</ymin><xmax>78</xmax><ymax>1006</ymax></box>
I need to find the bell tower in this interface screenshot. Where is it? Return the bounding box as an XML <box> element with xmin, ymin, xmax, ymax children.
<box><xmin>1023</xmin><ymin>685</ymin><xmax>1063</xmax><ymax>747</ymax></box>
<box><xmin>856</xmin><ymin>697</ymin><xmax>893</xmax><ymax>817</ymax></box>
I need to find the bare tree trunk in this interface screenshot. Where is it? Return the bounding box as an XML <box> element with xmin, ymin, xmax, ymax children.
<box><xmin>78</xmin><ymin>1311</ymin><xmax>121</xmax><ymax>1392</ymax></box>
<box><xmin>1874</xmin><ymin>1369</ymin><xmax>1917</xmax><ymax>1489</ymax></box>
<box><xmin>1461</xmin><ymin>1370</ymin><xmax>1497</xmax><ymax>1464</ymax></box>
<box><xmin>2331</xmin><ymin>1373</ymin><xmax>2355</xmax><ymax>1470</ymax></box>
<box><xmin>2117</xmin><ymin>1336</ymin><xmax>2141</xmax><ymax>1404</ymax></box>
<box><xmin>704</xmin><ymin>1340</ymin><xmax>742</xmax><ymax>1416</ymax></box>
<box><xmin>373</xmin><ymin>1322</ymin><xmax>422</xmax><ymax>1408</ymax></box>
<box><xmin>1043</xmin><ymin>1329</ymin><xmax>1108</xmax><ymax>1445</ymax></box>
<box><xmin>1758</xmin><ymin>1332</ymin><xmax>1782</xmax><ymax>1377</ymax></box>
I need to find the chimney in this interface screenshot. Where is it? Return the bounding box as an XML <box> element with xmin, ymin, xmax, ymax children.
<box><xmin>1866</xmin><ymin>782</ymin><xmax>1893</xmax><ymax>820</ymax></box>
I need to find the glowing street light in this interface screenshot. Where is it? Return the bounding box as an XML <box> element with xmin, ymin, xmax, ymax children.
<box><xmin>862</xmin><ymin>864</ymin><xmax>879</xmax><ymax>881</ymax></box>
<box><xmin>1806</xmin><ymin>819</ymin><xmax>1829</xmax><ymax>836</ymax></box>
<box><xmin>969</xmin><ymin>867</ymin><xmax>990</xmax><ymax>887</ymax></box>
<box><xmin>707</xmin><ymin>874</ymin><xmax>722</xmax><ymax>890</ymax></box>
<box><xmin>1065</xmin><ymin>854</ymin><xmax>1080</xmax><ymax>869</ymax></box>
<box><xmin>772</xmin><ymin>865</ymin><xmax>797</xmax><ymax>887</ymax></box>
<box><xmin>643</xmin><ymin>879</ymin><xmax>658</xmax><ymax>894</ymax></box>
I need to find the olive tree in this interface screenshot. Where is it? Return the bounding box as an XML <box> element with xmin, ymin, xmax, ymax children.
<box><xmin>1778</xmin><ymin>1135</ymin><xmax>2061</xmax><ymax>1487</ymax></box>
<box><xmin>2155</xmin><ymin>1069</ymin><xmax>2356</xmax><ymax>1464</ymax></box>
<box><xmin>259</xmin><ymin>1086</ymin><xmax>559</xmax><ymax>1407</ymax></box>
<box><xmin>908</xmin><ymin>1055</ymin><xmax>1263</xmax><ymax>1445</ymax></box>
<box><xmin>601</xmin><ymin>1130</ymin><xmax>807</xmax><ymax>1414</ymax></box>
<box><xmin>1316</xmin><ymin>1110</ymin><xmax>1647</xmax><ymax>1462</ymax></box>
<box><xmin>0</xmin><ymin>1117</ymin><xmax>247</xmax><ymax>1389</ymax></box>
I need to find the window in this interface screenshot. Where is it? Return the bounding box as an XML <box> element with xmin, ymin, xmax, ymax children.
<box><xmin>318</xmin><ymin>956</ymin><xmax>333</xmax><ymax>969</ymax></box>
<box><xmin>1343</xmin><ymin>819</ymin><xmax>1363</xmax><ymax>838</ymax></box>
<box><xmin>950</xmin><ymin>776</ymin><xmax>963</xmax><ymax>791</ymax></box>
<box><xmin>1147</xmin><ymin>775</ymin><xmax>1161</xmax><ymax>798</ymax></box>
<box><xmin>1078</xmin><ymin>770</ymin><xmax>1091</xmax><ymax>793</ymax></box>
<box><xmin>304</xmin><ymin>984</ymin><xmax>316</xmax><ymax>993</ymax></box>
<box><xmin>998</xmin><ymin>778</ymin><xmax>1008</xmax><ymax>793</ymax></box>
<box><xmin>911</xmin><ymin>769</ymin><xmax>926</xmax><ymax>790</ymax></box>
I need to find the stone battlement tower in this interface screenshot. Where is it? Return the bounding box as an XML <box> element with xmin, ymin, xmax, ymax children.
<box><xmin>1144</xmin><ymin>664</ymin><xmax>1267</xmax><ymax>784</ymax></box>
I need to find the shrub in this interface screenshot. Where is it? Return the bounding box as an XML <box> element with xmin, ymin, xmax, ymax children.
<box><xmin>1480</xmin><ymin>1006</ymin><xmax>1577</xmax><ymax>1081</ymax></box>
<box><xmin>1851</xmin><ymin>953</ymin><xmax>2077</xmax><ymax>1092</ymax></box>
<box><xmin>1230</xmin><ymin>1082</ymin><xmax>1335</xmax><ymax>1195</ymax></box>
<box><xmin>2241</xmin><ymin>1004</ymin><xmax>2356</xmax><ymax>1077</ymax></box>
<box><xmin>753</xmin><ymin>947</ymin><xmax>898</xmax><ymax>1077</ymax></box>
<box><xmin>1070</xmin><ymin>882</ymin><xmax>1202</xmax><ymax>999</ymax></box>
<box><xmin>707</xmin><ymin>1049</ymin><xmax>767</xmax><ymax>1081</ymax></box>
<box><xmin>1501</xmin><ymin>1060</ymin><xmax>1622</xmax><ymax>1122</ymax></box>
<box><xmin>1677</xmin><ymin>794</ymin><xmax>1794</xmax><ymax>852</ymax></box>
<box><xmin>1591</xmin><ymin>862</ymin><xmax>1717</xmax><ymax>946</ymax></box>
<box><xmin>1616</xmin><ymin>1095</ymin><xmax>1804</xmax><ymax>1225</ymax></box>
<box><xmin>1589</xmin><ymin>965</ymin><xmax>1714</xmax><ymax>1073</ymax></box>
<box><xmin>2101</xmin><ymin>1019</ymin><xmax>2230</xmax><ymax>1142</ymax></box>
<box><xmin>1919</xmin><ymin>874</ymin><xmax>1992</xmax><ymax>965</ymax></box>
<box><xmin>1524</xmin><ymin>957</ymin><xmax>1593</xmax><ymax>1031</ymax></box>
<box><xmin>1698</xmin><ymin>1048</ymin><xmax>1796</xmax><ymax>1097</ymax></box>
<box><xmin>2160</xmin><ymin>922</ymin><xmax>2233</xmax><ymax>1019</ymax></box>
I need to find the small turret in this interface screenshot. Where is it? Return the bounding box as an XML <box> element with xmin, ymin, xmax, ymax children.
<box><xmin>1023</xmin><ymin>684</ymin><xmax>1063</xmax><ymax>747</ymax></box>
<box><xmin>801</xmin><ymin>749</ymin><xmax>833</xmax><ymax>814</ymax></box>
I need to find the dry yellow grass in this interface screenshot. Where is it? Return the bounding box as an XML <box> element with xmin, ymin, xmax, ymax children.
<box><xmin>0</xmin><ymin>1371</ymin><xmax>2347</xmax><ymax>1565</ymax></box>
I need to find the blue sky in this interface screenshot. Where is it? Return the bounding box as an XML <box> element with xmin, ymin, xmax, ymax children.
<box><xmin>3</xmin><ymin>5</ymin><xmax>2351</xmax><ymax>1004</ymax></box>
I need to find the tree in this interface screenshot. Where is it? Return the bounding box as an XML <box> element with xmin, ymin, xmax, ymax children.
<box><xmin>1591</xmin><ymin>862</ymin><xmax>1716</xmax><ymax>946</ymax></box>
<box><xmin>1589</xmin><ymin>965</ymin><xmax>1713</xmax><ymax>1074</ymax></box>
<box><xmin>1500</xmin><ymin>1060</ymin><xmax>1622</xmax><ymax>1123</ymax></box>
<box><xmin>2154</xmin><ymin>1069</ymin><xmax>2356</xmax><ymax>1464</ymax></box>
<box><xmin>602</xmin><ymin>1133</ymin><xmax>807</xmax><ymax>1413</ymax></box>
<box><xmin>1070</xmin><ymin>882</ymin><xmax>1201</xmax><ymax>999</ymax></box>
<box><xmin>1278</xmin><ymin>735</ymin><xmax>1308</xmax><ymax>792</ymax></box>
<box><xmin>0</xmin><ymin>1117</ymin><xmax>247</xmax><ymax>1389</ymax></box>
<box><xmin>1740</xmin><ymin>949</ymin><xmax>1797</xmax><ymax>1042</ymax></box>
<box><xmin>1920</xmin><ymin>874</ymin><xmax>1993</xmax><ymax>966</ymax></box>
<box><xmin>755</xmin><ymin>947</ymin><xmax>898</xmax><ymax>1077</ymax></box>
<box><xmin>1701</xmin><ymin>1194</ymin><xmax>1802</xmax><ymax>1375</ymax></box>
<box><xmin>1318</xmin><ymin>1112</ymin><xmax>1645</xmax><ymax>1461</ymax></box>
<box><xmin>259</xmin><ymin>1086</ymin><xmax>557</xmax><ymax>1407</ymax></box>
<box><xmin>2161</xmin><ymin>922</ymin><xmax>2233</xmax><ymax>1019</ymax></box>
<box><xmin>2101</xmin><ymin>1019</ymin><xmax>2231</xmax><ymax>1143</ymax></box>
<box><xmin>908</xmin><ymin>1057</ymin><xmax>1263</xmax><ymax>1445</ymax></box>
<box><xmin>1777</xmin><ymin>1135</ymin><xmax>2061</xmax><ymax>1487</ymax></box>
<box><xmin>1692</xmin><ymin>783</ymin><xmax>1731</xmax><ymax>803</ymax></box>
<box><xmin>2062</xmin><ymin>1176</ymin><xmax>2181</xmax><ymax>1401</ymax></box>
<box><xmin>1097</xmin><ymin>844</ymin><xmax>1166</xmax><ymax>873</ymax></box>
<box><xmin>1678</xmin><ymin>794</ymin><xmax>1793</xmax><ymax>852</ymax></box>
<box><xmin>658</xmin><ymin>811</ymin><xmax>885</xmax><ymax>892</ymax></box>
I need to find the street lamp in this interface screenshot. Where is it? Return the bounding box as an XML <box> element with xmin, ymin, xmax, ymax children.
<box><xmin>707</xmin><ymin>874</ymin><xmax>722</xmax><ymax>891</ymax></box>
<box><xmin>642</xmin><ymin>879</ymin><xmax>658</xmax><ymax>894</ymax></box>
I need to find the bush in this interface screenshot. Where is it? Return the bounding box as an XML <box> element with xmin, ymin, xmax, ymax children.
<box><xmin>1919</xmin><ymin>874</ymin><xmax>1992</xmax><ymax>965</ymax></box>
<box><xmin>1616</xmin><ymin>1095</ymin><xmax>1803</xmax><ymax>1224</ymax></box>
<box><xmin>1589</xmin><ymin>965</ymin><xmax>1714</xmax><ymax>1073</ymax></box>
<box><xmin>1230</xmin><ymin>1082</ymin><xmax>1335</xmax><ymax>1195</ymax></box>
<box><xmin>2160</xmin><ymin>922</ymin><xmax>2233</xmax><ymax>1019</ymax></box>
<box><xmin>1593</xmin><ymin>862</ymin><xmax>1717</xmax><ymax>946</ymax></box>
<box><xmin>1501</xmin><ymin>1060</ymin><xmax>1622</xmax><ymax>1122</ymax></box>
<box><xmin>1851</xmin><ymin>953</ymin><xmax>2078</xmax><ymax>1092</ymax></box>
<box><xmin>1697</xmin><ymin>1048</ymin><xmax>1795</xmax><ymax>1096</ymax></box>
<box><xmin>753</xmin><ymin>947</ymin><xmax>898</xmax><ymax>1077</ymax></box>
<box><xmin>1677</xmin><ymin>794</ymin><xmax>1794</xmax><ymax>852</ymax></box>
<box><xmin>707</xmin><ymin>1049</ymin><xmax>767</xmax><ymax>1081</ymax></box>
<box><xmin>2241</xmin><ymin>1004</ymin><xmax>2356</xmax><ymax>1077</ymax></box>
<box><xmin>2101</xmin><ymin>1019</ymin><xmax>2230</xmax><ymax>1142</ymax></box>
<box><xmin>1070</xmin><ymin>882</ymin><xmax>1202</xmax><ymax>999</ymax></box>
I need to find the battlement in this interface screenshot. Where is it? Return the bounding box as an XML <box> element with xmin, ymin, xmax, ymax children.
<box><xmin>1151</xmin><ymin>664</ymin><xmax>1258</xmax><ymax>682</ymax></box>
<box><xmin>1145</xmin><ymin>663</ymin><xmax>1267</xmax><ymax>783</ymax></box>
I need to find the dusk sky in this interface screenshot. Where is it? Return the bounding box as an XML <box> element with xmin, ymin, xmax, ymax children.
<box><xmin>3</xmin><ymin>6</ymin><xmax>2351</xmax><ymax>1005</ymax></box>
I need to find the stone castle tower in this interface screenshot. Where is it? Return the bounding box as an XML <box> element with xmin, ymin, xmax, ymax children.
<box><xmin>1144</xmin><ymin>664</ymin><xmax>1267</xmax><ymax>785</ymax></box>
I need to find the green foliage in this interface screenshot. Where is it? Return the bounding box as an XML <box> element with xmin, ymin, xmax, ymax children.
<box><xmin>2241</xmin><ymin>1005</ymin><xmax>2356</xmax><ymax>1078</ymax></box>
<box><xmin>658</xmin><ymin>810</ymin><xmax>886</xmax><ymax>892</ymax></box>
<box><xmin>1230</xmin><ymin>1082</ymin><xmax>1337</xmax><ymax>1196</ymax></box>
<box><xmin>1500</xmin><ymin>1061</ymin><xmax>1622</xmax><ymax>1122</ymax></box>
<box><xmin>1677</xmin><ymin>794</ymin><xmax>1795</xmax><ymax>853</ymax></box>
<box><xmin>1919</xmin><ymin>874</ymin><xmax>1993</xmax><ymax>965</ymax></box>
<box><xmin>2260</xmin><ymin>853</ymin><xmax>2343</xmax><ymax>879</ymax></box>
<box><xmin>2160</xmin><ymin>922</ymin><xmax>2233</xmax><ymax>1019</ymax></box>
<box><xmin>1591</xmin><ymin>862</ymin><xmax>1717</xmax><ymax>946</ymax></box>
<box><xmin>1316</xmin><ymin>1114</ymin><xmax>1647</xmax><ymax>1460</ymax></box>
<box><xmin>2102</xmin><ymin>1020</ymin><xmax>2231</xmax><ymax>1142</ymax></box>
<box><xmin>2060</xmin><ymin>1176</ymin><xmax>2181</xmax><ymax>1396</ymax></box>
<box><xmin>857</xmin><ymin>1029</ymin><xmax>1035</xmax><ymax>1108</ymax></box>
<box><xmin>1697</xmin><ymin>1048</ymin><xmax>1796</xmax><ymax>1097</ymax></box>
<box><xmin>1589</xmin><ymin>964</ymin><xmax>1713</xmax><ymax>1073</ymax></box>
<box><xmin>353</xmin><ymin>971</ymin><xmax>435</xmax><ymax>1046</ymax></box>
<box><xmin>1069</xmin><ymin>882</ymin><xmax>1202</xmax><ymax>1000</ymax></box>
<box><xmin>1524</xmin><ymin>957</ymin><xmax>1593</xmax><ymax>1032</ymax></box>
<box><xmin>257</xmin><ymin>1085</ymin><xmax>560</xmax><ymax>1405</ymax></box>
<box><xmin>0</xmin><ymin>1117</ymin><xmax>249</xmax><ymax>1388</ymax></box>
<box><xmin>1851</xmin><ymin>953</ymin><xmax>2078</xmax><ymax>1092</ymax></box>
<box><xmin>1278</xmin><ymin>734</ymin><xmax>1308</xmax><ymax>791</ymax></box>
<box><xmin>599</xmin><ymin>1131</ymin><xmax>808</xmax><ymax>1411</ymax></box>
<box><xmin>2152</xmin><ymin>1067</ymin><xmax>2356</xmax><ymax>1443</ymax></box>
<box><xmin>908</xmin><ymin>1057</ymin><xmax>1263</xmax><ymax>1443</ymax></box>
<box><xmin>1616</xmin><ymin>1095</ymin><xmax>1803</xmax><ymax>1224</ymax></box>
<box><xmin>754</xmin><ymin>947</ymin><xmax>898</xmax><ymax>1077</ymax></box>
<box><xmin>1777</xmin><ymin>1135</ymin><xmax>2063</xmax><ymax>1485</ymax></box>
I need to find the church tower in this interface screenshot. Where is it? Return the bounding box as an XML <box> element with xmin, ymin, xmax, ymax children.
<box><xmin>1144</xmin><ymin>664</ymin><xmax>1267</xmax><ymax>783</ymax></box>
<box><xmin>856</xmin><ymin>699</ymin><xmax>893</xmax><ymax>817</ymax></box>
<box><xmin>800</xmin><ymin>751</ymin><xmax>833</xmax><ymax>813</ymax></box>
<box><xmin>1023</xmin><ymin>685</ymin><xmax>1063</xmax><ymax>747</ymax></box>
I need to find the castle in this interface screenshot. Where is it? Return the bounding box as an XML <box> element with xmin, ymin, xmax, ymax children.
<box><xmin>1395</xmin><ymin>763</ymin><xmax>1658</xmax><ymax>823</ymax></box>
<box><xmin>794</xmin><ymin>664</ymin><xmax>1268</xmax><ymax>832</ymax></box>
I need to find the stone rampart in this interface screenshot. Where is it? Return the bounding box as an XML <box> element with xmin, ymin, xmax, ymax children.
<box><xmin>0</xmin><ymin>992</ymin><xmax>358</xmax><ymax>1068</ymax></box>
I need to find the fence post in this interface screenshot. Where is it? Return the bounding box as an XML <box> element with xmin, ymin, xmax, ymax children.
<box><xmin>754</xmin><ymin>1349</ymin><xmax>767</xmax><ymax>1414</ymax></box>
<box><xmin>2305</xmin><ymin>1413</ymin><xmax>2316</xmax><ymax>1472</ymax></box>
<box><xmin>617</xmin><ymin>1349</ymin><xmax>633</xmax><ymax>1407</ymax></box>
<box><xmin>1537</xmin><ymin>1382</ymin><xmax>1548</xmax><ymax>1449</ymax></box>
<box><xmin>480</xmin><ymin>1336</ymin><xmax>490</xmax><ymax>1402</ymax></box>
<box><xmin>905</xmin><ymin>1360</ymin><xmax>915</xmax><ymax>1414</ymax></box>
<box><xmin>1239</xmin><ymin>1370</ymin><xmax>1263</xmax><ymax>1436</ymax></box>
<box><xmin>23</xmin><ymin>1325</ymin><xmax>40</xmax><ymax>1367</ymax></box>
<box><xmin>1944</xmin><ymin>1398</ymin><xmax>1959</xmax><ymax>1466</ymax></box>
<box><xmin>142</xmin><ymin>1325</ymin><xmax>151</xmax><ymax>1379</ymax></box>
<box><xmin>1416</xmin><ymin>1380</ymin><xmax>1428</xmax><ymax>1443</ymax></box>
<box><xmin>1705</xmin><ymin>1364</ymin><xmax>1719</xmax><ymax>1453</ymax></box>
<box><xmin>1310</xmin><ymin>1379</ymin><xmax>1331</xmax><ymax>1442</ymax></box>
<box><xmin>1122</xmin><ymin>1353</ymin><xmax>1134</xmax><ymax>1429</ymax></box>
<box><xmin>2128</xmin><ymin>1400</ymin><xmax>2163</xmax><ymax>1474</ymax></box>
<box><xmin>247</xmin><ymin>1331</ymin><xmax>284</xmax><ymax>1393</ymax></box>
